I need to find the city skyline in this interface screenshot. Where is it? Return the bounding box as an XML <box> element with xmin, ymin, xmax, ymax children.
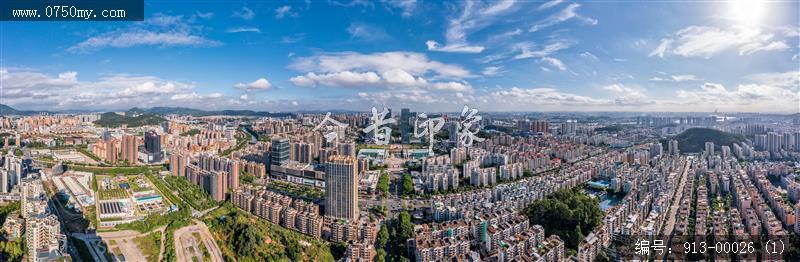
<box><xmin>1</xmin><ymin>0</ymin><xmax>799</xmax><ymax>113</ymax></box>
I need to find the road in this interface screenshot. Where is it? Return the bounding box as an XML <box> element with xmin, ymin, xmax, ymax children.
<box><xmin>661</xmin><ymin>157</ymin><xmax>691</xmax><ymax>236</ymax></box>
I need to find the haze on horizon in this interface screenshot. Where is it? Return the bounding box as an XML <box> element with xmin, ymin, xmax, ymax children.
<box><xmin>1</xmin><ymin>0</ymin><xmax>798</xmax><ymax>113</ymax></box>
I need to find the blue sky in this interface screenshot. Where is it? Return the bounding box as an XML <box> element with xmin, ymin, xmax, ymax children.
<box><xmin>1</xmin><ymin>0</ymin><xmax>798</xmax><ymax>112</ymax></box>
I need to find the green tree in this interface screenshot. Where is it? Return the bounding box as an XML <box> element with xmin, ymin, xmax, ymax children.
<box><xmin>233</xmin><ymin>225</ymin><xmax>263</xmax><ymax>257</ymax></box>
<box><xmin>330</xmin><ymin>242</ymin><xmax>347</xmax><ymax>260</ymax></box>
<box><xmin>376</xmin><ymin>224</ymin><xmax>389</xmax><ymax>249</ymax></box>
<box><xmin>375</xmin><ymin>248</ymin><xmax>387</xmax><ymax>262</ymax></box>
<box><xmin>377</xmin><ymin>173</ymin><xmax>390</xmax><ymax>197</ymax></box>
<box><xmin>401</xmin><ymin>174</ymin><xmax>414</xmax><ymax>196</ymax></box>
<box><xmin>524</xmin><ymin>188</ymin><xmax>602</xmax><ymax>253</ymax></box>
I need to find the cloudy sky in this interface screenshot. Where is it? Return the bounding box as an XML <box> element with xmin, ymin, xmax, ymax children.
<box><xmin>1</xmin><ymin>0</ymin><xmax>798</xmax><ymax>113</ymax></box>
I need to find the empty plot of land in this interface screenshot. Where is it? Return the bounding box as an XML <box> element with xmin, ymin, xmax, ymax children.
<box><xmin>173</xmin><ymin>221</ymin><xmax>223</xmax><ymax>262</ymax></box>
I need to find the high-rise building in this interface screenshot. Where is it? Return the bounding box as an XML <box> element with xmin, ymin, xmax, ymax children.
<box><xmin>755</xmin><ymin>134</ymin><xmax>767</xmax><ymax>150</ymax></box>
<box><xmin>121</xmin><ymin>134</ymin><xmax>139</xmax><ymax>165</ymax></box>
<box><xmin>270</xmin><ymin>138</ymin><xmax>290</xmax><ymax>168</ymax></box>
<box><xmin>106</xmin><ymin>139</ymin><xmax>119</xmax><ymax>164</ymax></box>
<box><xmin>782</xmin><ymin>132</ymin><xmax>794</xmax><ymax>151</ymax></box>
<box><xmin>668</xmin><ymin>139</ymin><xmax>679</xmax><ymax>156</ymax></box>
<box><xmin>25</xmin><ymin>214</ymin><xmax>63</xmax><ymax>261</ymax></box>
<box><xmin>209</xmin><ymin>170</ymin><xmax>228</xmax><ymax>201</ymax></box>
<box><xmin>336</xmin><ymin>142</ymin><xmax>356</xmax><ymax>157</ymax></box>
<box><xmin>532</xmin><ymin>120</ymin><xmax>549</xmax><ymax>134</ymax></box>
<box><xmin>0</xmin><ymin>169</ymin><xmax>8</xmax><ymax>193</ymax></box>
<box><xmin>144</xmin><ymin>130</ymin><xmax>162</xmax><ymax>162</ymax></box>
<box><xmin>400</xmin><ymin>108</ymin><xmax>411</xmax><ymax>144</ymax></box>
<box><xmin>561</xmin><ymin>120</ymin><xmax>577</xmax><ymax>135</ymax></box>
<box><xmin>767</xmin><ymin>132</ymin><xmax>781</xmax><ymax>153</ymax></box>
<box><xmin>705</xmin><ymin>142</ymin><xmax>715</xmax><ymax>156</ymax></box>
<box><xmin>170</xmin><ymin>152</ymin><xmax>188</xmax><ymax>177</ymax></box>
<box><xmin>325</xmin><ymin>155</ymin><xmax>359</xmax><ymax>221</ymax></box>
<box><xmin>291</xmin><ymin>142</ymin><xmax>313</xmax><ymax>164</ymax></box>
<box><xmin>794</xmin><ymin>132</ymin><xmax>800</xmax><ymax>152</ymax></box>
<box><xmin>649</xmin><ymin>143</ymin><xmax>663</xmax><ymax>157</ymax></box>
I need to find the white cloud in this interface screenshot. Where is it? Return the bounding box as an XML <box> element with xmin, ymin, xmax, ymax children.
<box><xmin>425</xmin><ymin>40</ymin><xmax>484</xmax><ymax>53</ymax></box>
<box><xmin>287</xmin><ymin>52</ymin><xmax>473</xmax><ymax>91</ymax></box>
<box><xmin>648</xmin><ymin>38</ymin><xmax>672</xmax><ymax>58</ymax></box>
<box><xmin>289</xmin><ymin>71</ymin><xmax>382</xmax><ymax>88</ymax></box>
<box><xmin>529</xmin><ymin>3</ymin><xmax>597</xmax><ymax>32</ymax></box>
<box><xmin>513</xmin><ymin>40</ymin><xmax>574</xmax><ymax>60</ymax></box>
<box><xmin>482</xmin><ymin>66</ymin><xmax>502</xmax><ymax>76</ymax></box>
<box><xmin>195</xmin><ymin>11</ymin><xmax>214</xmax><ymax>19</ymax></box>
<box><xmin>675</xmin><ymin>82</ymin><xmax>799</xmax><ymax>112</ymax></box>
<box><xmin>275</xmin><ymin>5</ymin><xmax>297</xmax><ymax>19</ymax></box>
<box><xmin>601</xmin><ymin>84</ymin><xmax>650</xmax><ymax>105</ymax></box>
<box><xmin>289</xmin><ymin>51</ymin><xmax>470</xmax><ymax>79</ymax></box>
<box><xmin>538</xmin><ymin>0</ymin><xmax>564</xmax><ymax>10</ymax></box>
<box><xmin>579</xmin><ymin>51</ymin><xmax>598</xmax><ymax>60</ymax></box>
<box><xmin>69</xmin><ymin>14</ymin><xmax>220</xmax><ymax>52</ymax></box>
<box><xmin>281</xmin><ymin>34</ymin><xmax>306</xmax><ymax>44</ymax></box>
<box><xmin>0</xmin><ymin>69</ymin><xmax>244</xmax><ymax>110</ymax></box>
<box><xmin>426</xmin><ymin>0</ymin><xmax>520</xmax><ymax>53</ymax></box>
<box><xmin>540</xmin><ymin>57</ymin><xmax>566</xmax><ymax>71</ymax></box>
<box><xmin>649</xmin><ymin>74</ymin><xmax>701</xmax><ymax>82</ymax></box>
<box><xmin>348</xmin><ymin>22</ymin><xmax>391</xmax><ymax>41</ymax></box>
<box><xmin>226</xmin><ymin>27</ymin><xmax>261</xmax><ymax>33</ymax></box>
<box><xmin>745</xmin><ymin>71</ymin><xmax>800</xmax><ymax>88</ymax></box>
<box><xmin>383</xmin><ymin>0</ymin><xmax>417</xmax><ymax>17</ymax></box>
<box><xmin>490</xmin><ymin>87</ymin><xmax>610</xmax><ymax>108</ymax></box>
<box><xmin>650</xmin><ymin>25</ymin><xmax>790</xmax><ymax>58</ymax></box>
<box><xmin>289</xmin><ymin>69</ymin><xmax>472</xmax><ymax>92</ymax></box>
<box><xmin>234</xmin><ymin>7</ymin><xmax>255</xmax><ymax>20</ymax></box>
<box><xmin>234</xmin><ymin>78</ymin><xmax>272</xmax><ymax>90</ymax></box>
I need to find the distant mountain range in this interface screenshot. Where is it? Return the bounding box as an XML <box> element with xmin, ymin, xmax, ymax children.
<box><xmin>126</xmin><ymin>107</ymin><xmax>294</xmax><ymax>117</ymax></box>
<box><xmin>0</xmin><ymin>104</ymin><xmax>46</xmax><ymax>116</ymax></box>
<box><xmin>0</xmin><ymin>104</ymin><xmax>294</xmax><ymax>118</ymax></box>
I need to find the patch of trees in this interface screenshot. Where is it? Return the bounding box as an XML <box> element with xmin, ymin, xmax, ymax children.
<box><xmin>376</xmin><ymin>211</ymin><xmax>415</xmax><ymax>262</ymax></box>
<box><xmin>524</xmin><ymin>188</ymin><xmax>603</xmax><ymax>255</ymax></box>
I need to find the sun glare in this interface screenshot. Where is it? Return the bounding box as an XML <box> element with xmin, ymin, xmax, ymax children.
<box><xmin>729</xmin><ymin>0</ymin><xmax>767</xmax><ymax>25</ymax></box>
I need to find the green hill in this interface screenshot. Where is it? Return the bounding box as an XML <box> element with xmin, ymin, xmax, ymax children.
<box><xmin>94</xmin><ymin>112</ymin><xmax>166</xmax><ymax>128</ymax></box>
<box><xmin>664</xmin><ymin>128</ymin><xmax>746</xmax><ymax>153</ymax></box>
<box><xmin>0</xmin><ymin>104</ymin><xmax>44</xmax><ymax>116</ymax></box>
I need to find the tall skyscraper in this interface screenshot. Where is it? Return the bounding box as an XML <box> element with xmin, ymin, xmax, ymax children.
<box><xmin>144</xmin><ymin>130</ymin><xmax>162</xmax><ymax>162</ymax></box>
<box><xmin>400</xmin><ymin>108</ymin><xmax>411</xmax><ymax>144</ymax></box>
<box><xmin>325</xmin><ymin>155</ymin><xmax>359</xmax><ymax>221</ymax></box>
<box><xmin>170</xmin><ymin>152</ymin><xmax>188</xmax><ymax>177</ymax></box>
<box><xmin>270</xmin><ymin>138</ymin><xmax>290</xmax><ymax>167</ymax></box>
<box><xmin>532</xmin><ymin>120</ymin><xmax>549</xmax><ymax>134</ymax></box>
<box><xmin>121</xmin><ymin>134</ymin><xmax>139</xmax><ymax>165</ymax></box>
<box><xmin>668</xmin><ymin>139</ymin><xmax>679</xmax><ymax>156</ymax></box>
<box><xmin>291</xmin><ymin>142</ymin><xmax>313</xmax><ymax>164</ymax></box>
<box><xmin>336</xmin><ymin>142</ymin><xmax>356</xmax><ymax>158</ymax></box>
<box><xmin>561</xmin><ymin>120</ymin><xmax>577</xmax><ymax>135</ymax></box>
<box><xmin>767</xmin><ymin>132</ymin><xmax>781</xmax><ymax>153</ymax></box>
<box><xmin>105</xmin><ymin>139</ymin><xmax>119</xmax><ymax>164</ymax></box>
<box><xmin>705</xmin><ymin>142</ymin><xmax>715</xmax><ymax>156</ymax></box>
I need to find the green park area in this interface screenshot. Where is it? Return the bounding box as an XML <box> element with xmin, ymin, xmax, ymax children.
<box><xmin>524</xmin><ymin>188</ymin><xmax>604</xmax><ymax>256</ymax></box>
<box><xmin>161</xmin><ymin>175</ymin><xmax>218</xmax><ymax>211</ymax></box>
<box><xmin>203</xmin><ymin>203</ymin><xmax>334</xmax><ymax>262</ymax></box>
